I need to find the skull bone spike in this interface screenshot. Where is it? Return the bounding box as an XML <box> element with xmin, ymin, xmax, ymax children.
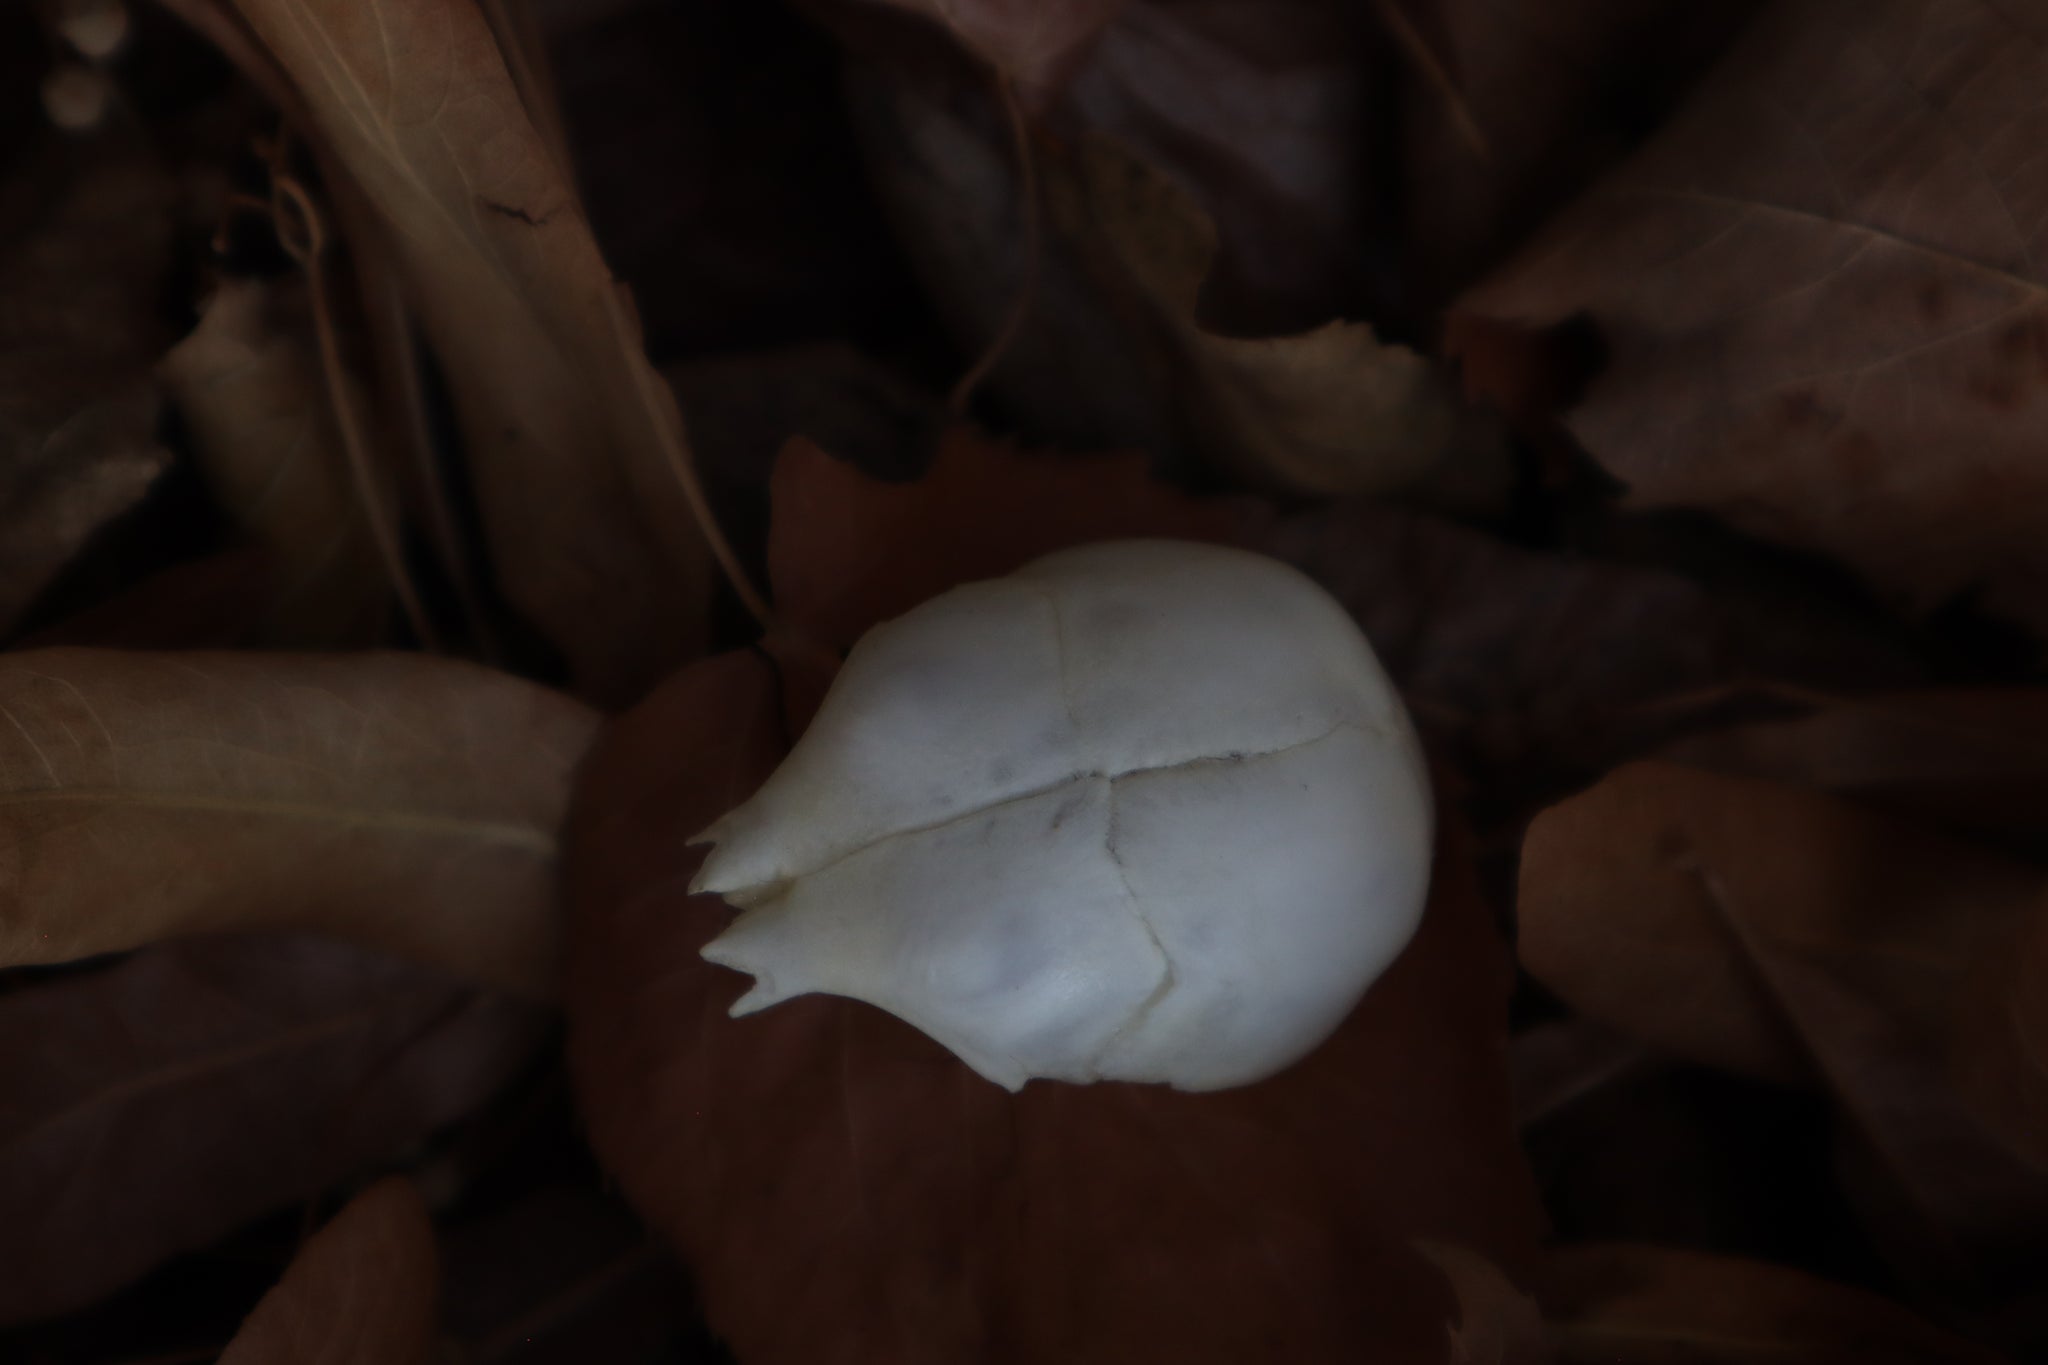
<box><xmin>690</xmin><ymin>539</ymin><xmax>1433</xmax><ymax>1092</ymax></box>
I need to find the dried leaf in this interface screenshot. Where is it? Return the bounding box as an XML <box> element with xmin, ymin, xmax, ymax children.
<box><xmin>1058</xmin><ymin>136</ymin><xmax>1500</xmax><ymax>498</ymax></box>
<box><xmin>857</xmin><ymin>0</ymin><xmax>1124</xmax><ymax>101</ymax></box>
<box><xmin>1057</xmin><ymin>0</ymin><xmax>1387</xmax><ymax>333</ymax></box>
<box><xmin>0</xmin><ymin>648</ymin><xmax>596</xmax><ymax>995</ymax></box>
<box><xmin>1518</xmin><ymin>762</ymin><xmax>2048</xmax><ymax>1298</ymax></box>
<box><xmin>0</xmin><ymin>133</ymin><xmax>175</xmax><ymax>635</ymax></box>
<box><xmin>1456</xmin><ymin>0</ymin><xmax>2048</xmax><ymax>634</ymax></box>
<box><xmin>1402</xmin><ymin>0</ymin><xmax>1763</xmax><ymax>299</ymax></box>
<box><xmin>1539</xmin><ymin>1243</ymin><xmax>2009</xmax><ymax>1364</ymax></box>
<box><xmin>1661</xmin><ymin>690</ymin><xmax>2048</xmax><ymax>848</ymax></box>
<box><xmin>776</xmin><ymin>431</ymin><xmax>1920</xmax><ymax>801</ymax></box>
<box><xmin>1417</xmin><ymin>1241</ymin><xmax>1550</xmax><ymax>1365</ymax></box>
<box><xmin>219</xmin><ymin>1177</ymin><xmax>441</xmax><ymax>1365</ymax></box>
<box><xmin>441</xmin><ymin>1190</ymin><xmax>690</xmax><ymax>1365</ymax></box>
<box><xmin>1951</xmin><ymin>908</ymin><xmax>2048</xmax><ymax>1175</ymax></box>
<box><xmin>160</xmin><ymin>279</ymin><xmax>389</xmax><ymax>647</ymax></box>
<box><xmin>767</xmin><ymin>428</ymin><xmax>1238</xmax><ymax>647</ymax></box>
<box><xmin>223</xmin><ymin>0</ymin><xmax>713</xmax><ymax>703</ymax></box>
<box><xmin>0</xmin><ymin>935</ymin><xmax>540</xmax><ymax>1326</ymax></box>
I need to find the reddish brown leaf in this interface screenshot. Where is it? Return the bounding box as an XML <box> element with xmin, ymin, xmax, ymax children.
<box><xmin>1539</xmin><ymin>1243</ymin><xmax>2009</xmax><ymax>1364</ymax></box>
<box><xmin>567</xmin><ymin>646</ymin><xmax>1541</xmax><ymax>1362</ymax></box>
<box><xmin>0</xmin><ymin>649</ymin><xmax>597</xmax><ymax>995</ymax></box>
<box><xmin>1456</xmin><ymin>0</ymin><xmax>2048</xmax><ymax>635</ymax></box>
<box><xmin>0</xmin><ymin>935</ymin><xmax>541</xmax><ymax>1326</ymax></box>
<box><xmin>1519</xmin><ymin>763</ymin><xmax>2048</xmax><ymax>1300</ymax></box>
<box><xmin>219</xmin><ymin>1177</ymin><xmax>441</xmax><ymax>1365</ymax></box>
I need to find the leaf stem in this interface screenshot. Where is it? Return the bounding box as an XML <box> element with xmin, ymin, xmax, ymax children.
<box><xmin>273</xmin><ymin>173</ymin><xmax>442</xmax><ymax>652</ymax></box>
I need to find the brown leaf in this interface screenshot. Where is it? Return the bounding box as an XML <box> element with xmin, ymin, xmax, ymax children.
<box><xmin>1518</xmin><ymin>762</ymin><xmax>2048</xmax><ymax>1298</ymax></box>
<box><xmin>1951</xmin><ymin>908</ymin><xmax>2048</xmax><ymax>1176</ymax></box>
<box><xmin>1417</xmin><ymin>1241</ymin><xmax>1550</xmax><ymax>1365</ymax></box>
<box><xmin>1401</xmin><ymin>0</ymin><xmax>1763</xmax><ymax>300</ymax></box>
<box><xmin>219</xmin><ymin>1177</ymin><xmax>441</xmax><ymax>1365</ymax></box>
<box><xmin>0</xmin><ymin>133</ymin><xmax>175</xmax><ymax>635</ymax></box>
<box><xmin>1250</xmin><ymin>498</ymin><xmax>1927</xmax><ymax>800</ymax></box>
<box><xmin>1661</xmin><ymin>689</ymin><xmax>2048</xmax><ymax>849</ymax></box>
<box><xmin>767</xmin><ymin>428</ymin><xmax>1240</xmax><ymax>648</ymax></box>
<box><xmin>779</xmin><ymin>431</ymin><xmax>1919</xmax><ymax>802</ymax></box>
<box><xmin>1055</xmin><ymin>0</ymin><xmax>1390</xmax><ymax>333</ymax></box>
<box><xmin>222</xmin><ymin>0</ymin><xmax>713</xmax><ymax>703</ymax></box>
<box><xmin>441</xmin><ymin>1189</ymin><xmax>688</xmax><ymax>1365</ymax></box>
<box><xmin>160</xmin><ymin>279</ymin><xmax>389</xmax><ymax>647</ymax></box>
<box><xmin>1455</xmin><ymin>0</ymin><xmax>2048</xmax><ymax>634</ymax></box>
<box><xmin>0</xmin><ymin>934</ymin><xmax>540</xmax><ymax>1326</ymax></box>
<box><xmin>856</xmin><ymin>0</ymin><xmax>1124</xmax><ymax>101</ymax></box>
<box><xmin>0</xmin><ymin>648</ymin><xmax>596</xmax><ymax>995</ymax></box>
<box><xmin>1539</xmin><ymin>1243</ymin><xmax>2009</xmax><ymax>1364</ymax></box>
<box><xmin>1055</xmin><ymin>135</ymin><xmax>1503</xmax><ymax>499</ymax></box>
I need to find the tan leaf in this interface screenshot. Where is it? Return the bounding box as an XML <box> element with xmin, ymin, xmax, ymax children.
<box><xmin>0</xmin><ymin>935</ymin><xmax>540</xmax><ymax>1326</ymax></box>
<box><xmin>1540</xmin><ymin>1243</ymin><xmax>2010</xmax><ymax>1363</ymax></box>
<box><xmin>0</xmin><ymin>648</ymin><xmax>597</xmax><ymax>995</ymax></box>
<box><xmin>1456</xmin><ymin>0</ymin><xmax>2048</xmax><ymax>634</ymax></box>
<box><xmin>224</xmin><ymin>0</ymin><xmax>712</xmax><ymax>703</ymax></box>
<box><xmin>1062</xmin><ymin>135</ymin><xmax>1496</xmax><ymax>498</ymax></box>
<box><xmin>160</xmin><ymin>279</ymin><xmax>389</xmax><ymax>647</ymax></box>
<box><xmin>1519</xmin><ymin>762</ymin><xmax>2048</xmax><ymax>1292</ymax></box>
<box><xmin>0</xmin><ymin>134</ymin><xmax>175</xmax><ymax>635</ymax></box>
<box><xmin>220</xmin><ymin>1177</ymin><xmax>441</xmax><ymax>1365</ymax></box>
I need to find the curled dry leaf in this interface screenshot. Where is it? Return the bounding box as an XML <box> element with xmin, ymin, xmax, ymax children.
<box><xmin>0</xmin><ymin>133</ymin><xmax>175</xmax><ymax>636</ymax></box>
<box><xmin>220</xmin><ymin>0</ymin><xmax>713</xmax><ymax>703</ymax></box>
<box><xmin>1056</xmin><ymin>136</ymin><xmax>1502</xmax><ymax>499</ymax></box>
<box><xmin>219</xmin><ymin>1177</ymin><xmax>441</xmax><ymax>1365</ymax></box>
<box><xmin>1518</xmin><ymin>762</ymin><xmax>2048</xmax><ymax>1306</ymax></box>
<box><xmin>0</xmin><ymin>935</ymin><xmax>541</xmax><ymax>1326</ymax></box>
<box><xmin>160</xmin><ymin>278</ymin><xmax>389</xmax><ymax>647</ymax></box>
<box><xmin>1539</xmin><ymin>1243</ymin><xmax>2010</xmax><ymax>1364</ymax></box>
<box><xmin>1057</xmin><ymin>0</ymin><xmax>1387</xmax><ymax>333</ymax></box>
<box><xmin>0</xmin><ymin>648</ymin><xmax>597</xmax><ymax>995</ymax></box>
<box><xmin>1456</xmin><ymin>0</ymin><xmax>2048</xmax><ymax>635</ymax></box>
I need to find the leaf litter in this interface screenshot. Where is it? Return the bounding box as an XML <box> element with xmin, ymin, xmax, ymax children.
<box><xmin>5</xmin><ymin>0</ymin><xmax>2048</xmax><ymax>1361</ymax></box>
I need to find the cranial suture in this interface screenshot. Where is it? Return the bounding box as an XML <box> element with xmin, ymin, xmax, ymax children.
<box><xmin>690</xmin><ymin>539</ymin><xmax>1434</xmax><ymax>1092</ymax></box>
